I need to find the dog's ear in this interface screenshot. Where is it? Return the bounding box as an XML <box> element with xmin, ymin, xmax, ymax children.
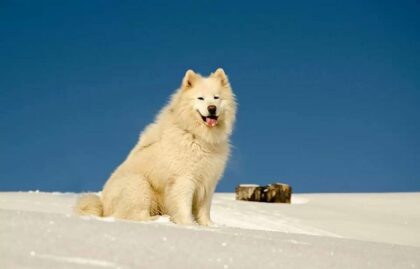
<box><xmin>212</xmin><ymin>68</ymin><xmax>229</xmax><ymax>87</ymax></box>
<box><xmin>182</xmin><ymin>69</ymin><xmax>198</xmax><ymax>90</ymax></box>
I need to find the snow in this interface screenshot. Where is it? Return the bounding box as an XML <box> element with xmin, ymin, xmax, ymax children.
<box><xmin>238</xmin><ymin>184</ymin><xmax>259</xmax><ymax>187</ymax></box>
<box><xmin>29</xmin><ymin>252</ymin><xmax>119</xmax><ymax>268</ymax></box>
<box><xmin>1</xmin><ymin>192</ymin><xmax>420</xmax><ymax>268</ymax></box>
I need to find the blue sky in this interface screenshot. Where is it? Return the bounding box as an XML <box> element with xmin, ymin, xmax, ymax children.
<box><xmin>0</xmin><ymin>1</ymin><xmax>419</xmax><ymax>193</ymax></box>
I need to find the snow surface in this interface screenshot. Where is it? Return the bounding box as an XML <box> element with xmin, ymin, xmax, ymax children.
<box><xmin>1</xmin><ymin>192</ymin><xmax>419</xmax><ymax>268</ymax></box>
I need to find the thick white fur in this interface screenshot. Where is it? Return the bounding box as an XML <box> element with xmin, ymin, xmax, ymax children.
<box><xmin>75</xmin><ymin>68</ymin><xmax>236</xmax><ymax>225</ymax></box>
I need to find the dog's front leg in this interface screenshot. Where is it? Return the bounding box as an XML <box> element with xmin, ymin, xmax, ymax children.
<box><xmin>194</xmin><ymin>185</ymin><xmax>216</xmax><ymax>226</ymax></box>
<box><xmin>165</xmin><ymin>176</ymin><xmax>196</xmax><ymax>225</ymax></box>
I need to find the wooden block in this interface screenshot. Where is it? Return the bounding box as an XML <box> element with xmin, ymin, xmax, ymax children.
<box><xmin>235</xmin><ymin>183</ymin><xmax>292</xmax><ymax>203</ymax></box>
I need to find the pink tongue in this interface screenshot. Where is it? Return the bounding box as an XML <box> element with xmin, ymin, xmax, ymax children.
<box><xmin>206</xmin><ymin>118</ymin><xmax>217</xmax><ymax>127</ymax></box>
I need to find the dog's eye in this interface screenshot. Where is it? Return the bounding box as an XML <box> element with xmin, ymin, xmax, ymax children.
<box><xmin>214</xmin><ymin>96</ymin><xmax>220</xmax><ymax>100</ymax></box>
<box><xmin>197</xmin><ymin>97</ymin><xmax>204</xmax><ymax>101</ymax></box>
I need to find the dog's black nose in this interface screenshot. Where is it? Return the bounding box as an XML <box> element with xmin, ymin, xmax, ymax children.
<box><xmin>207</xmin><ymin>105</ymin><xmax>217</xmax><ymax>115</ymax></box>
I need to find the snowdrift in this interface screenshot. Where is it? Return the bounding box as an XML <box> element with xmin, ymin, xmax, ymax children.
<box><xmin>1</xmin><ymin>192</ymin><xmax>419</xmax><ymax>268</ymax></box>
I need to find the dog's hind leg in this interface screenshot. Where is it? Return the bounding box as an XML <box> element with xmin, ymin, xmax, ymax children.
<box><xmin>105</xmin><ymin>174</ymin><xmax>158</xmax><ymax>221</ymax></box>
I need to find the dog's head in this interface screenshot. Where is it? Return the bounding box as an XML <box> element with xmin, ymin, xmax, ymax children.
<box><xmin>170</xmin><ymin>68</ymin><xmax>236</xmax><ymax>143</ymax></box>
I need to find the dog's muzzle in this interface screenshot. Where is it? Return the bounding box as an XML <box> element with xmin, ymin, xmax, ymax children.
<box><xmin>198</xmin><ymin>111</ymin><xmax>218</xmax><ymax>127</ymax></box>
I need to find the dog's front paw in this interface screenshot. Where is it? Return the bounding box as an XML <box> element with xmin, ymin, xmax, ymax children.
<box><xmin>170</xmin><ymin>216</ymin><xmax>194</xmax><ymax>225</ymax></box>
<box><xmin>197</xmin><ymin>218</ymin><xmax>215</xmax><ymax>227</ymax></box>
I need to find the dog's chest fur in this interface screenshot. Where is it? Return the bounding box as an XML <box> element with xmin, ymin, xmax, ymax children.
<box><xmin>160</xmin><ymin>126</ymin><xmax>229</xmax><ymax>181</ymax></box>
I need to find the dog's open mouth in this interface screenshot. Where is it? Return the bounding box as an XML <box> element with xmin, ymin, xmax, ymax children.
<box><xmin>198</xmin><ymin>112</ymin><xmax>218</xmax><ymax>127</ymax></box>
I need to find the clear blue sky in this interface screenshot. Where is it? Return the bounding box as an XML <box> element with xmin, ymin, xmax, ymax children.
<box><xmin>1</xmin><ymin>1</ymin><xmax>419</xmax><ymax>193</ymax></box>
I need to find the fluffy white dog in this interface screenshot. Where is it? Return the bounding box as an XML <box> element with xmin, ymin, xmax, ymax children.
<box><xmin>75</xmin><ymin>68</ymin><xmax>237</xmax><ymax>225</ymax></box>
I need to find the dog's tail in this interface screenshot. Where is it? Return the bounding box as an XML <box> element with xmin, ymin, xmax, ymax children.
<box><xmin>74</xmin><ymin>193</ymin><xmax>103</xmax><ymax>217</ymax></box>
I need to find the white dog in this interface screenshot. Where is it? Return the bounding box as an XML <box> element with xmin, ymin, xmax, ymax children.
<box><xmin>75</xmin><ymin>68</ymin><xmax>236</xmax><ymax>225</ymax></box>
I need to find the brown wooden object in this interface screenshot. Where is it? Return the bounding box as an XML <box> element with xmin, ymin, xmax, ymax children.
<box><xmin>235</xmin><ymin>183</ymin><xmax>292</xmax><ymax>203</ymax></box>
